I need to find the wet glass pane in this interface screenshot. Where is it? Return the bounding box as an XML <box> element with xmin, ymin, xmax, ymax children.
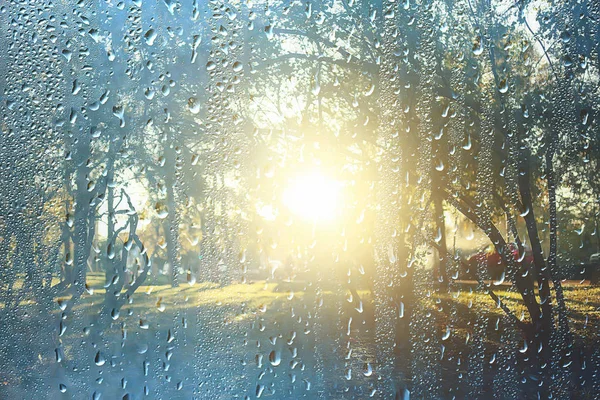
<box><xmin>1</xmin><ymin>0</ymin><xmax>599</xmax><ymax>398</ymax></box>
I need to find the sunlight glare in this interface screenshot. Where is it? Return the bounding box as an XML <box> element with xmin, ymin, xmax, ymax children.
<box><xmin>282</xmin><ymin>173</ymin><xmax>341</xmax><ymax>221</ymax></box>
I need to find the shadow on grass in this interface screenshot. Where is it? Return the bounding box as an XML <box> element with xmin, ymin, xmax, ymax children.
<box><xmin>1</xmin><ymin>278</ymin><xmax>599</xmax><ymax>399</ymax></box>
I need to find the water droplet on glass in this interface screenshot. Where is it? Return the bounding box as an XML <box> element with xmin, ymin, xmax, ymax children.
<box><xmin>155</xmin><ymin>202</ymin><xmax>169</xmax><ymax>219</ymax></box>
<box><xmin>268</xmin><ymin>350</ymin><xmax>281</xmax><ymax>366</ymax></box>
<box><xmin>206</xmin><ymin>61</ymin><xmax>217</xmax><ymax>71</ymax></box>
<box><xmin>188</xmin><ymin>97</ymin><xmax>200</xmax><ymax>114</ymax></box>
<box><xmin>144</xmin><ymin>29</ymin><xmax>157</xmax><ymax>45</ymax></box>
<box><xmin>94</xmin><ymin>351</ymin><xmax>106</xmax><ymax>366</ymax></box>
<box><xmin>498</xmin><ymin>79</ymin><xmax>509</xmax><ymax>94</ymax></box>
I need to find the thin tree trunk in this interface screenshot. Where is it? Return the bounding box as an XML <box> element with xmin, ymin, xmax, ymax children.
<box><xmin>433</xmin><ymin>194</ymin><xmax>448</xmax><ymax>286</ymax></box>
<box><xmin>105</xmin><ymin>183</ymin><xmax>116</xmax><ymax>285</ymax></box>
<box><xmin>165</xmin><ymin>168</ymin><xmax>180</xmax><ymax>288</ymax></box>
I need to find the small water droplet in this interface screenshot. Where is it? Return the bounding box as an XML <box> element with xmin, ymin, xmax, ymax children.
<box><xmin>498</xmin><ymin>79</ymin><xmax>509</xmax><ymax>94</ymax></box>
<box><xmin>155</xmin><ymin>202</ymin><xmax>169</xmax><ymax>219</ymax></box>
<box><xmin>206</xmin><ymin>61</ymin><xmax>217</xmax><ymax>71</ymax></box>
<box><xmin>188</xmin><ymin>97</ymin><xmax>200</xmax><ymax>114</ymax></box>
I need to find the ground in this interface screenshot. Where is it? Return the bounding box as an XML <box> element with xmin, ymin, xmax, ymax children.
<box><xmin>1</xmin><ymin>275</ymin><xmax>599</xmax><ymax>399</ymax></box>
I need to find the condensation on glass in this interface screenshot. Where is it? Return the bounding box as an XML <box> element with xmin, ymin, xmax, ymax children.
<box><xmin>0</xmin><ymin>0</ymin><xmax>599</xmax><ymax>399</ymax></box>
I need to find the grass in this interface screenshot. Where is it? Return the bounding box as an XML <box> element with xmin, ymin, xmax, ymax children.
<box><xmin>9</xmin><ymin>273</ymin><xmax>600</xmax><ymax>350</ymax></box>
<box><xmin>1</xmin><ymin>274</ymin><xmax>599</xmax><ymax>398</ymax></box>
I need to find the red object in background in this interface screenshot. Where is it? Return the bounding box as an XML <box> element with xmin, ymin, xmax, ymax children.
<box><xmin>467</xmin><ymin>244</ymin><xmax>533</xmax><ymax>279</ymax></box>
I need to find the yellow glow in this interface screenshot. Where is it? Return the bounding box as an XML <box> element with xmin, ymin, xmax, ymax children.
<box><xmin>282</xmin><ymin>172</ymin><xmax>341</xmax><ymax>221</ymax></box>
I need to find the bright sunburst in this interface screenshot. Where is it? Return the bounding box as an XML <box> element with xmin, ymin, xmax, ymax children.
<box><xmin>282</xmin><ymin>172</ymin><xmax>341</xmax><ymax>221</ymax></box>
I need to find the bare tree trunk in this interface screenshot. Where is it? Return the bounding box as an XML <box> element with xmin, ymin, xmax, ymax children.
<box><xmin>70</xmin><ymin>136</ymin><xmax>94</xmax><ymax>300</ymax></box>
<box><xmin>105</xmin><ymin>183</ymin><xmax>116</xmax><ymax>285</ymax></box>
<box><xmin>61</xmin><ymin>164</ymin><xmax>72</xmax><ymax>283</ymax></box>
<box><xmin>433</xmin><ymin>194</ymin><xmax>448</xmax><ymax>286</ymax></box>
<box><xmin>546</xmin><ymin>150</ymin><xmax>576</xmax><ymax>392</ymax></box>
<box><xmin>517</xmin><ymin>151</ymin><xmax>561</xmax><ymax>397</ymax></box>
<box><xmin>165</xmin><ymin>159</ymin><xmax>180</xmax><ymax>288</ymax></box>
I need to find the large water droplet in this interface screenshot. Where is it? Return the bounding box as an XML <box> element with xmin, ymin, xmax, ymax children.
<box><xmin>95</xmin><ymin>351</ymin><xmax>106</xmax><ymax>366</ymax></box>
<box><xmin>144</xmin><ymin>29</ymin><xmax>157</xmax><ymax>45</ymax></box>
<box><xmin>269</xmin><ymin>350</ymin><xmax>281</xmax><ymax>366</ymax></box>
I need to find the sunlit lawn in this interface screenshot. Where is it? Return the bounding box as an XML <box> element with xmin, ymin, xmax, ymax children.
<box><xmin>3</xmin><ymin>274</ymin><xmax>599</xmax><ymax>398</ymax></box>
<box><xmin>41</xmin><ymin>273</ymin><xmax>600</xmax><ymax>353</ymax></box>
<box><xmin>8</xmin><ymin>273</ymin><xmax>600</xmax><ymax>342</ymax></box>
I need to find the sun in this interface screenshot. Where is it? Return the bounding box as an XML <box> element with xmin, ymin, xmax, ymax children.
<box><xmin>282</xmin><ymin>172</ymin><xmax>341</xmax><ymax>221</ymax></box>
